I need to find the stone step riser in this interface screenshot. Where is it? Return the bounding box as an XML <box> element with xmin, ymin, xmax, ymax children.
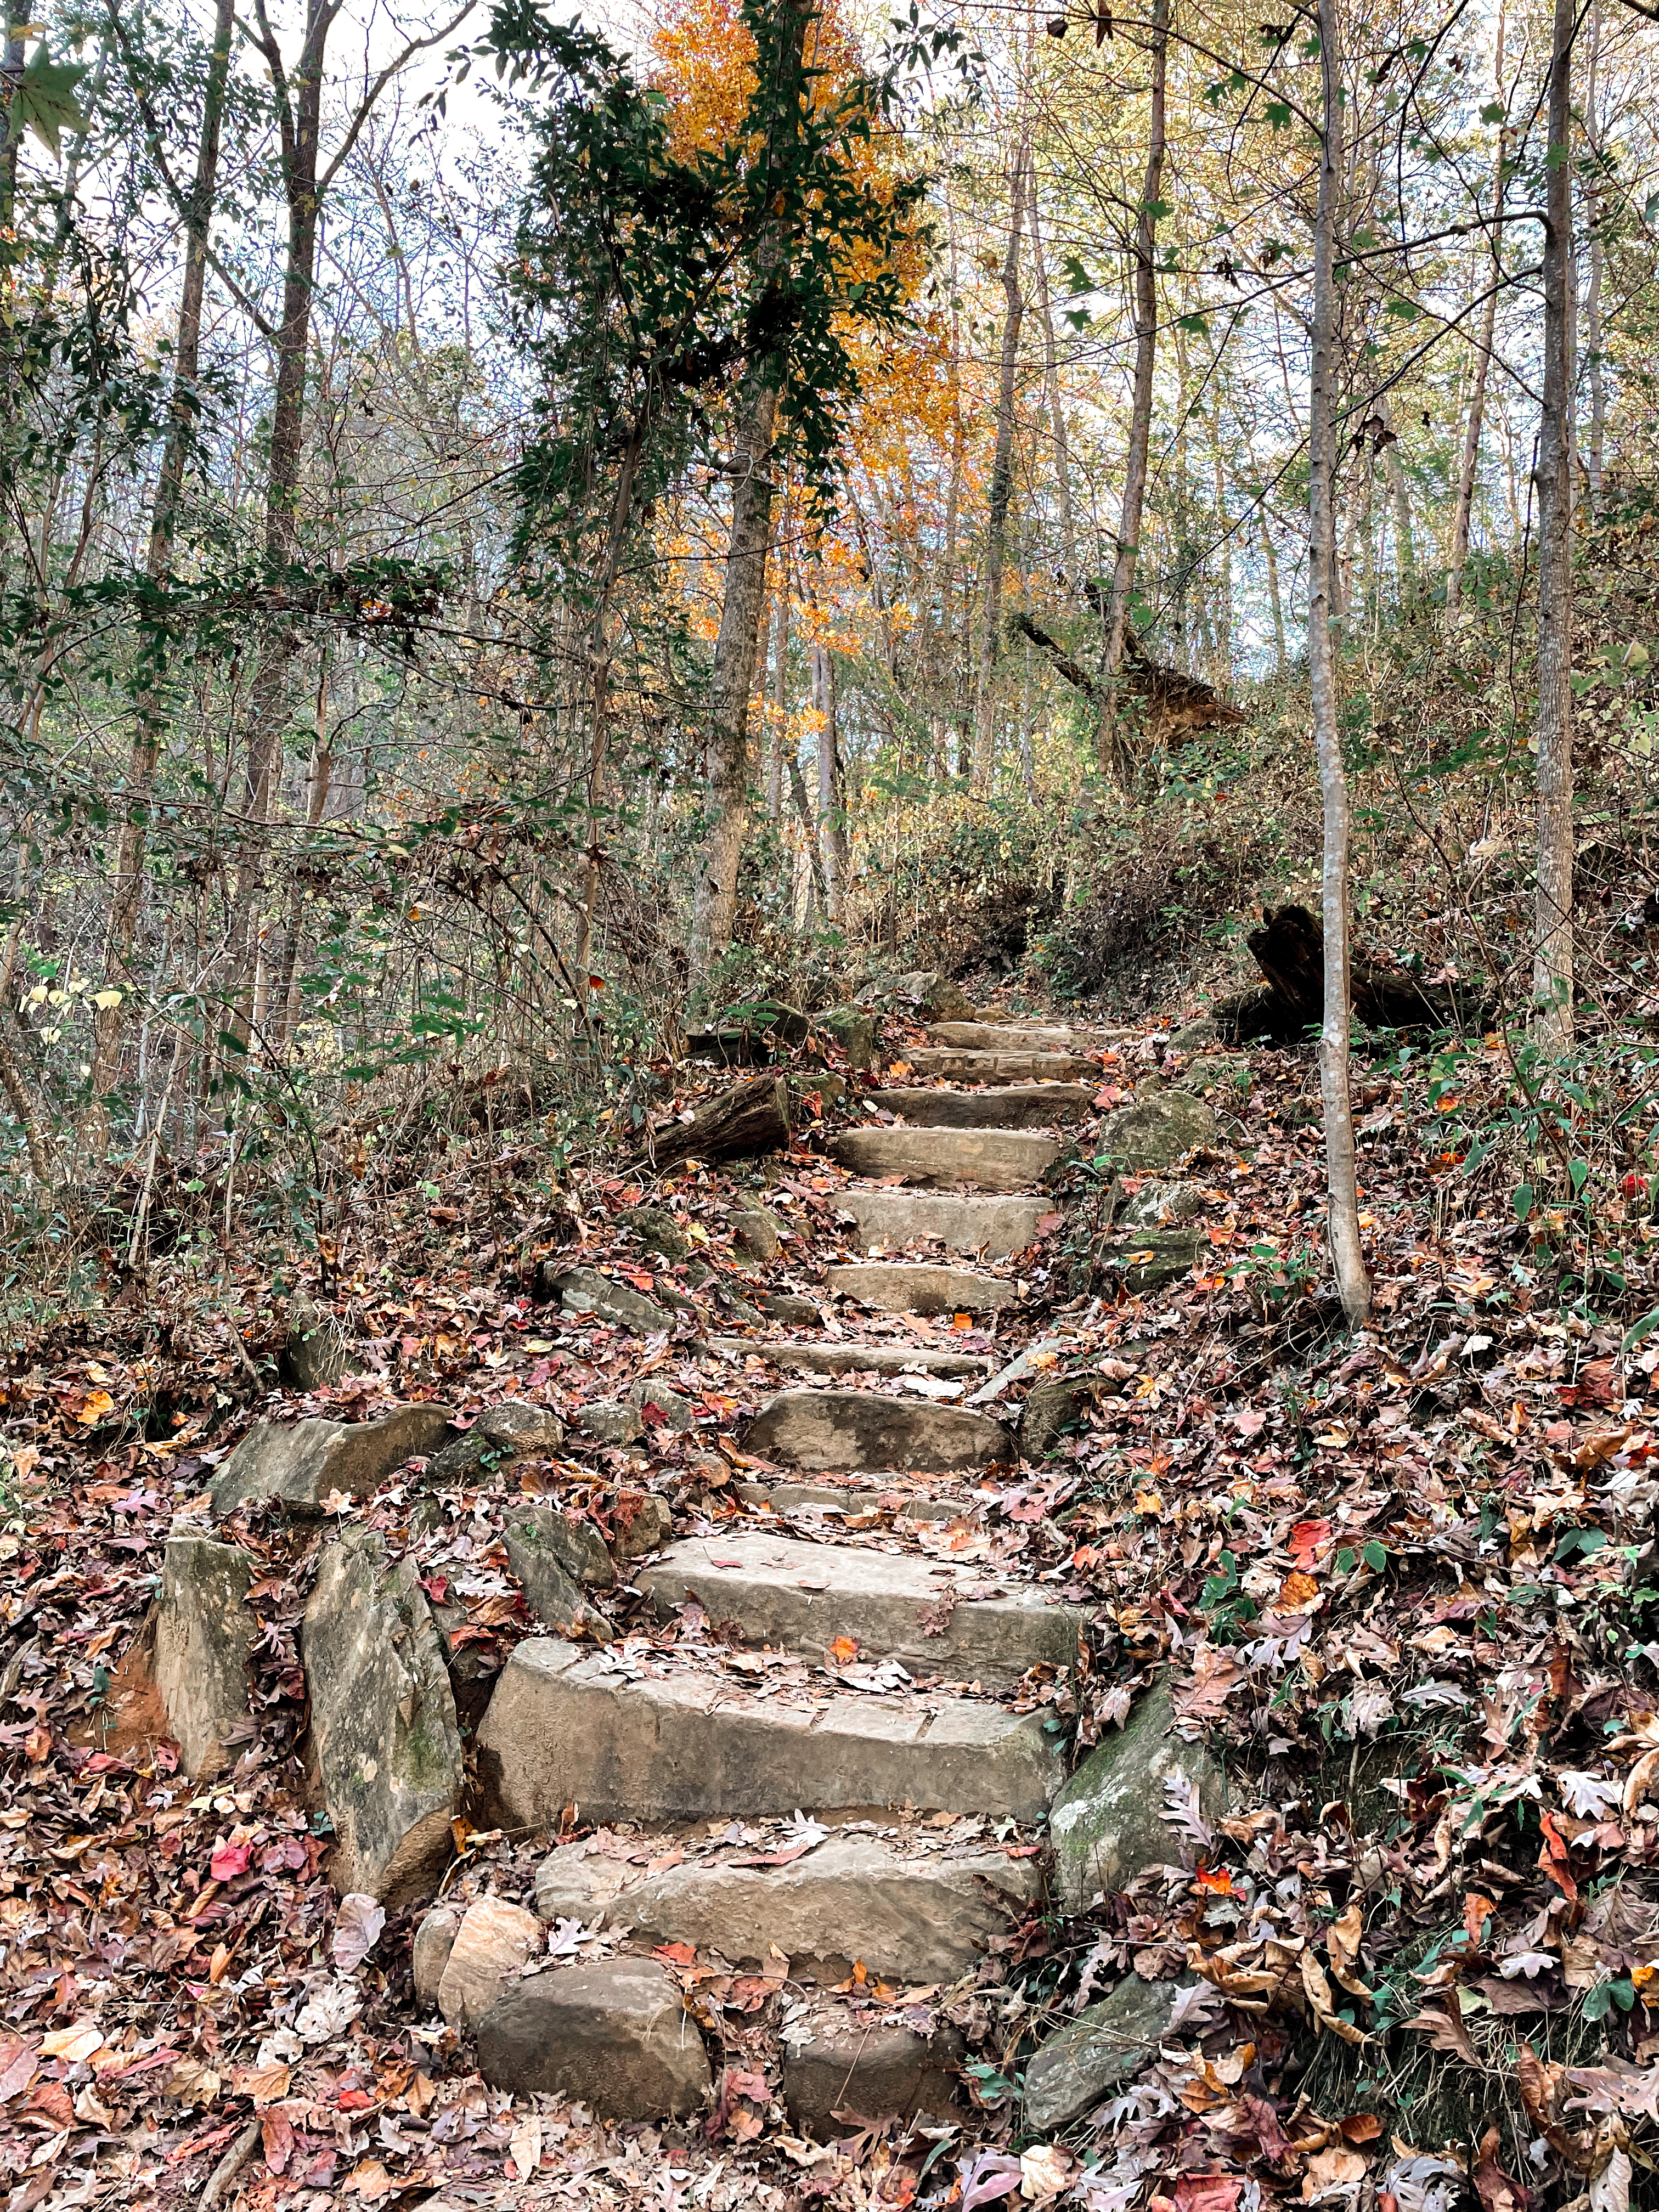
<box><xmin>826</xmin><ymin>1261</ymin><xmax>1015</xmax><ymax>1316</ymax></box>
<box><xmin>477</xmin><ymin>1638</ymin><xmax>1064</xmax><ymax>1830</ymax></box>
<box><xmin>830</xmin><ymin>1125</ymin><xmax>1059</xmax><ymax>1194</ymax></box>
<box><xmin>927</xmin><ymin>1022</ymin><xmax>1126</xmax><ymax>1051</ymax></box>
<box><xmin>745</xmin><ymin>1387</ymin><xmax>1011</xmax><ymax>1473</ymax></box>
<box><xmin>908</xmin><ymin>1049</ymin><xmax>1097</xmax><ymax>1085</ymax></box>
<box><xmin>836</xmin><ymin>1189</ymin><xmax>1047</xmax><ymax>1260</ymax></box>
<box><xmin>702</xmin><ymin>1334</ymin><xmax>990</xmax><ymax>1378</ymax></box>
<box><xmin>871</xmin><ymin>1084</ymin><xmax>1096</xmax><ymax>1128</ymax></box>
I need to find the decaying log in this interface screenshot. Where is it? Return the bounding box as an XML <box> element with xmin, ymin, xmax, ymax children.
<box><xmin>1011</xmin><ymin>611</ymin><xmax>1248</xmax><ymax>745</ymax></box>
<box><xmin>1212</xmin><ymin>904</ymin><xmax>1492</xmax><ymax>1042</ymax></box>
<box><xmin>636</xmin><ymin>1074</ymin><xmax>792</xmax><ymax>1171</ymax></box>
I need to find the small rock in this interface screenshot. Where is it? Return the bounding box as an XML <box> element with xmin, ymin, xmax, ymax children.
<box><xmin>282</xmin><ymin>1293</ymin><xmax>348</xmax><ymax>1391</ymax></box>
<box><xmin>812</xmin><ymin>1005</ymin><xmax>876</xmax><ymax>1069</ymax></box>
<box><xmin>859</xmin><ymin>969</ymin><xmax>973</xmax><ymax>1022</ymax></box>
<box><xmin>727</xmin><ymin>1208</ymin><xmax>782</xmax><ymax>1262</ymax></box>
<box><xmin>516</xmin><ymin>1506</ymin><xmax>613</xmax><ymax>1588</ymax></box>
<box><xmin>413</xmin><ymin>1905</ymin><xmax>461</xmax><ymax>2006</ymax></box>
<box><xmin>153</xmin><ymin>1533</ymin><xmax>256</xmax><ymax>1779</ymax></box>
<box><xmin>425</xmin><ymin>1402</ymin><xmax>565</xmax><ymax>1483</ymax></box>
<box><xmin>1119</xmin><ymin>1181</ymin><xmax>1204</xmax><ymax>1229</ymax></box>
<box><xmin>476</xmin><ymin>1957</ymin><xmax>711</xmax><ymax>2117</ymax></box>
<box><xmin>627</xmin><ymin>1378</ymin><xmax>696</xmax><ymax>1433</ymax></box>
<box><xmin>504</xmin><ymin>1510</ymin><xmax>614</xmax><ymax>1639</ymax></box>
<box><xmin>438</xmin><ymin>1894</ymin><xmax>543</xmax><ymax>2028</ymax></box>
<box><xmin>1095</xmin><ymin>1091</ymin><xmax>1217</xmax><ymax>1171</ymax></box>
<box><xmin>784</xmin><ymin>2011</ymin><xmax>964</xmax><ymax>2137</ymax></box>
<box><xmin>1171</xmin><ymin>1052</ymin><xmax>1251</xmax><ymax>1100</ymax></box>
<box><xmin>1105</xmin><ymin>1226</ymin><xmax>1205</xmax><ymax>1292</ymax></box>
<box><xmin>1023</xmin><ymin>1975</ymin><xmax>1177</xmax><ymax>2131</ymax></box>
<box><xmin>763</xmin><ymin>1292</ymin><xmax>822</xmax><ymax>1326</ymax></box>
<box><xmin>1018</xmin><ymin>1374</ymin><xmax>1122</xmax><ymax>1460</ymax></box>
<box><xmin>303</xmin><ymin>1528</ymin><xmax>463</xmax><ymax>1904</ymax></box>
<box><xmin>1167</xmin><ymin>1015</ymin><xmax>1219</xmax><ymax>1052</ymax></box>
<box><xmin>628</xmin><ymin>1206</ymin><xmax>690</xmax><ymax>1261</ymax></box>
<box><xmin>211</xmin><ymin>1403</ymin><xmax>454</xmax><ymax>1517</ymax></box>
<box><xmin>611</xmin><ymin>1490</ymin><xmax>673</xmax><ymax>1564</ymax></box>
<box><xmin>551</xmin><ymin>1266</ymin><xmax>674</xmax><ymax>1335</ymax></box>
<box><xmin>577</xmin><ymin>1400</ymin><xmax>645</xmax><ymax>1446</ymax></box>
<box><xmin>1049</xmin><ymin>1679</ymin><xmax>1226</xmax><ymax>1912</ymax></box>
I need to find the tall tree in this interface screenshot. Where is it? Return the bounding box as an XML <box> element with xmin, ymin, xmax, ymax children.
<box><xmin>970</xmin><ymin>138</ymin><xmax>1028</xmax><ymax>794</ymax></box>
<box><xmin>1445</xmin><ymin>1</ymin><xmax>1508</xmax><ymax>621</ymax></box>
<box><xmin>1310</xmin><ymin>0</ymin><xmax>1370</xmax><ymax>1327</ymax></box>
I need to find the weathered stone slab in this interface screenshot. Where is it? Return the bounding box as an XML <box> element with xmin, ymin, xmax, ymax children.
<box><xmin>909</xmin><ymin>1049</ymin><xmax>1096</xmax><ymax>1085</ymax></box>
<box><xmin>830</xmin><ymin>1126</ymin><xmax>1059</xmax><ymax>1194</ymax></box>
<box><xmin>704</xmin><ymin>1335</ymin><xmax>990</xmax><ymax>1379</ymax></box>
<box><xmin>211</xmin><ymin>1404</ymin><xmax>454</xmax><ymax>1517</ymax></box>
<box><xmin>511</xmin><ymin>1505</ymin><xmax>613</xmax><ymax>1588</ymax></box>
<box><xmin>438</xmin><ymin>1894</ymin><xmax>543</xmax><ymax>2028</ymax></box>
<box><xmin>872</xmin><ymin>1085</ymin><xmax>1095</xmax><ymax>1128</ymax></box>
<box><xmin>927</xmin><ymin>1022</ymin><xmax>1124</xmax><ymax>1051</ymax></box>
<box><xmin>1050</xmin><ymin>1679</ymin><xmax>1227</xmax><ymax>1912</ymax></box>
<box><xmin>282</xmin><ymin>1293</ymin><xmax>348</xmax><ymax>1391</ymax></box>
<box><xmin>477</xmin><ymin>1639</ymin><xmax>1064</xmax><ymax>1828</ymax></box>
<box><xmin>826</xmin><ymin>1262</ymin><xmax>1016</xmax><ymax>1317</ymax></box>
<box><xmin>640</xmin><ymin>1534</ymin><xmax>1082</xmax><ymax>1684</ymax></box>
<box><xmin>1023</xmin><ymin>1976</ymin><xmax>1177</xmax><ymax>2131</ymax></box>
<box><xmin>413</xmin><ymin>1905</ymin><xmax>460</xmax><ymax>2006</ymax></box>
<box><xmin>534</xmin><ymin>1831</ymin><xmax>1041</xmax><ymax>1983</ymax></box>
<box><xmin>762</xmin><ymin>1291</ymin><xmax>823</xmax><ymax>1325</ymax></box>
<box><xmin>551</xmin><ymin>1266</ymin><xmax>674</xmax><ymax>1334</ymax></box>
<box><xmin>576</xmin><ymin>1399</ymin><xmax>644</xmax><ymax>1446</ymax></box>
<box><xmin>1105</xmin><ymin>1226</ymin><xmax>1205</xmax><ymax>1292</ymax></box>
<box><xmin>1019</xmin><ymin>1373</ymin><xmax>1123</xmax><ymax>1459</ymax></box>
<box><xmin>858</xmin><ymin>969</ymin><xmax>973</xmax><ymax>1022</ymax></box>
<box><xmin>728</xmin><ymin>1207</ymin><xmax>782</xmax><ymax>1261</ymax></box>
<box><xmin>745</xmin><ymin>1389</ymin><xmax>1011</xmax><ymax>1473</ymax></box>
<box><xmin>302</xmin><ymin>1529</ymin><xmax>462</xmax><ymax>1905</ymax></box>
<box><xmin>814</xmin><ymin>1005</ymin><xmax>876</xmax><ymax>1069</ymax></box>
<box><xmin>154</xmin><ymin>1533</ymin><xmax>256</xmax><ymax>1779</ymax></box>
<box><xmin>785</xmin><ymin>2010</ymin><xmax>965</xmax><ymax>2136</ymax></box>
<box><xmin>836</xmin><ymin>1190</ymin><xmax>1048</xmax><ymax>1259</ymax></box>
<box><xmin>504</xmin><ymin>1510</ymin><xmax>615</xmax><ymax>1640</ymax></box>
<box><xmin>1096</xmin><ymin>1091</ymin><xmax>1218</xmax><ymax>1170</ymax></box>
<box><xmin>476</xmin><ymin>1958</ymin><xmax>710</xmax><ymax>2117</ymax></box>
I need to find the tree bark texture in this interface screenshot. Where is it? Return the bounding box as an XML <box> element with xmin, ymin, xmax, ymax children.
<box><xmin>1099</xmin><ymin>0</ymin><xmax>1169</xmax><ymax>785</ymax></box>
<box><xmin>639</xmin><ymin>1074</ymin><xmax>793</xmax><ymax>1172</ymax></box>
<box><xmin>971</xmin><ymin>143</ymin><xmax>1028</xmax><ymax>795</ymax></box>
<box><xmin>1446</xmin><ymin>7</ymin><xmax>1507</xmax><ymax>623</ymax></box>
<box><xmin>1309</xmin><ymin>0</ymin><xmax>1370</xmax><ymax>1327</ymax></box>
<box><xmin>1532</xmin><ymin>0</ymin><xmax>1577</xmax><ymax>1042</ymax></box>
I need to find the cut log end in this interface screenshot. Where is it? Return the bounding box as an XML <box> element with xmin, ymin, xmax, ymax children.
<box><xmin>635</xmin><ymin>1074</ymin><xmax>792</xmax><ymax>1172</ymax></box>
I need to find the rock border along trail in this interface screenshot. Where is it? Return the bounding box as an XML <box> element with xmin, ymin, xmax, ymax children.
<box><xmin>135</xmin><ymin>998</ymin><xmax>1229</xmax><ymax>2147</ymax></box>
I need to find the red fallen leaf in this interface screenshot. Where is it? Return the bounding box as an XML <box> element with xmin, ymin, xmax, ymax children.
<box><xmin>1474</xmin><ymin>2122</ymin><xmax>1532</xmax><ymax>2212</ymax></box>
<box><xmin>1173</xmin><ymin>2179</ymin><xmax>1243</xmax><ymax>2212</ymax></box>
<box><xmin>1194</xmin><ymin>1864</ymin><xmax>1234</xmax><ymax>1894</ymax></box>
<box><xmin>1289</xmin><ymin>1519</ymin><xmax>1333</xmax><ymax>1567</ymax></box>
<box><xmin>262</xmin><ymin>2109</ymin><xmax>296</xmax><ymax>2175</ymax></box>
<box><xmin>338</xmin><ymin>2087</ymin><xmax>376</xmax><ymax>2111</ymax></box>
<box><xmin>653</xmin><ymin>1942</ymin><xmax>698</xmax><ymax>1967</ymax></box>
<box><xmin>445</xmin><ymin>1624</ymin><xmax>500</xmax><ymax>1650</ymax></box>
<box><xmin>1340</xmin><ymin>2113</ymin><xmax>1383</xmax><ymax>2144</ymax></box>
<box><xmin>1239</xmin><ymin>2093</ymin><xmax>1293</xmax><ymax>2162</ymax></box>
<box><xmin>1537</xmin><ymin>1812</ymin><xmax>1578</xmax><ymax>1902</ymax></box>
<box><xmin>419</xmin><ymin>1575</ymin><xmax>449</xmax><ymax>1604</ymax></box>
<box><xmin>724</xmin><ymin>1841</ymin><xmax>815</xmax><ymax>1869</ymax></box>
<box><xmin>638</xmin><ymin>1401</ymin><xmax>668</xmax><ymax>1425</ymax></box>
<box><xmin>166</xmin><ymin>2120</ymin><xmax>241</xmax><ymax>2167</ymax></box>
<box><xmin>826</xmin><ymin>1634</ymin><xmax>860</xmax><ymax>1666</ymax></box>
<box><xmin>1036</xmin><ymin>1211</ymin><xmax>1064</xmax><ymax>1234</ymax></box>
<box><xmin>0</xmin><ymin>2039</ymin><xmax>39</xmax><ymax>2103</ymax></box>
<box><xmin>209</xmin><ymin>1839</ymin><xmax>252</xmax><ymax>1882</ymax></box>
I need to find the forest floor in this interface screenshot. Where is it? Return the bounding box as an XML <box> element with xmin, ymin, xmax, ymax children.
<box><xmin>1</xmin><ymin>987</ymin><xmax>1656</xmax><ymax>2212</ymax></box>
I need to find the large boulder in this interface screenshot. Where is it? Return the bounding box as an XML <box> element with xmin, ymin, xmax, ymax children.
<box><xmin>1094</xmin><ymin>1091</ymin><xmax>1217</xmax><ymax>1171</ymax></box>
<box><xmin>1049</xmin><ymin>1679</ymin><xmax>1226</xmax><ymax>1912</ymax></box>
<box><xmin>1103</xmin><ymin>1227</ymin><xmax>1206</xmax><ymax>1293</ymax></box>
<box><xmin>211</xmin><ymin>1404</ymin><xmax>453</xmax><ymax>1517</ymax></box>
<box><xmin>476</xmin><ymin>1959</ymin><xmax>711</xmax><ymax>2116</ymax></box>
<box><xmin>153</xmin><ymin>1533</ymin><xmax>256</xmax><ymax>1778</ymax></box>
<box><xmin>784</xmin><ymin>2009</ymin><xmax>964</xmax><ymax>2137</ymax></box>
<box><xmin>1023</xmin><ymin>1976</ymin><xmax>1178</xmax><ymax>2131</ymax></box>
<box><xmin>812</xmin><ymin>1005</ymin><xmax>876</xmax><ymax>1069</ymax></box>
<box><xmin>302</xmin><ymin>1528</ymin><xmax>463</xmax><ymax>1905</ymax></box>
<box><xmin>549</xmin><ymin>1267</ymin><xmax>674</xmax><ymax>1335</ymax></box>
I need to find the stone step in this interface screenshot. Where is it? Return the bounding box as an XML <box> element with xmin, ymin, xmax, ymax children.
<box><xmin>702</xmin><ymin>1335</ymin><xmax>991</xmax><ymax>1379</ymax></box>
<box><xmin>872</xmin><ymin>1084</ymin><xmax>1096</xmax><ymax>1128</ymax></box>
<box><xmin>826</xmin><ymin>1260</ymin><xmax>1017</xmax><ymax>1316</ymax></box>
<box><xmin>639</xmin><ymin>1533</ymin><xmax>1084</xmax><ymax>1685</ymax></box>
<box><xmin>928</xmin><ymin>1022</ymin><xmax>1123</xmax><ymax>1051</ymax></box>
<box><xmin>477</xmin><ymin>1637</ymin><xmax>1064</xmax><ymax>1828</ymax></box>
<box><xmin>909</xmin><ymin>1048</ymin><xmax>1097</xmax><ymax>1085</ymax></box>
<box><xmin>785</xmin><ymin>2000</ymin><xmax>967</xmax><ymax>2137</ymax></box>
<box><xmin>745</xmin><ymin>1387</ymin><xmax>1009</xmax><ymax>1472</ymax></box>
<box><xmin>829</xmin><ymin>1125</ymin><xmax>1058</xmax><ymax>1193</ymax></box>
<box><xmin>836</xmin><ymin>1189</ymin><xmax>1048</xmax><ymax>1259</ymax></box>
<box><xmin>533</xmin><ymin>1826</ymin><xmax>1041</xmax><ymax>1984</ymax></box>
<box><xmin>734</xmin><ymin>1480</ymin><xmax>966</xmax><ymax>1523</ymax></box>
<box><xmin>475</xmin><ymin>1956</ymin><xmax>712</xmax><ymax>2117</ymax></box>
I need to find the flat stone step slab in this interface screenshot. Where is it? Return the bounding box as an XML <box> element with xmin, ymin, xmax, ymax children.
<box><xmin>909</xmin><ymin>1048</ymin><xmax>1097</xmax><ymax>1085</ymax></box>
<box><xmin>735</xmin><ymin>1481</ymin><xmax>970</xmax><ymax>1525</ymax></box>
<box><xmin>830</xmin><ymin>1125</ymin><xmax>1059</xmax><ymax>1193</ymax></box>
<box><xmin>639</xmin><ymin>1533</ymin><xmax>1084</xmax><ymax>1684</ymax></box>
<box><xmin>745</xmin><ymin>1388</ymin><xmax>1010</xmax><ymax>1473</ymax></box>
<box><xmin>826</xmin><ymin>1261</ymin><xmax>1017</xmax><ymax>1316</ymax></box>
<box><xmin>836</xmin><ymin>1189</ymin><xmax>1047</xmax><ymax>1259</ymax></box>
<box><xmin>928</xmin><ymin>1022</ymin><xmax>1124</xmax><ymax>1051</ymax></box>
<box><xmin>785</xmin><ymin>2003</ymin><xmax>966</xmax><ymax>2137</ymax></box>
<box><xmin>476</xmin><ymin>1956</ymin><xmax>711</xmax><ymax>2116</ymax></box>
<box><xmin>533</xmin><ymin>1829</ymin><xmax>1042</xmax><ymax>1984</ymax></box>
<box><xmin>477</xmin><ymin>1638</ymin><xmax>1064</xmax><ymax>1829</ymax></box>
<box><xmin>703</xmin><ymin>1335</ymin><xmax>990</xmax><ymax>1378</ymax></box>
<box><xmin>872</xmin><ymin>1084</ymin><xmax>1096</xmax><ymax>1128</ymax></box>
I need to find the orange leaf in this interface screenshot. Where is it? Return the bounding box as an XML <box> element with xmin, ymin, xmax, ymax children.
<box><xmin>826</xmin><ymin>1634</ymin><xmax>859</xmax><ymax>1665</ymax></box>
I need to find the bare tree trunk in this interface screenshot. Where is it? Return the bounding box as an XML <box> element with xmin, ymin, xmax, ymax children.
<box><xmin>1028</xmin><ymin>173</ymin><xmax>1076</xmax><ymax>578</ymax></box>
<box><xmin>1447</xmin><ymin>14</ymin><xmax>1508</xmax><ymax>623</ymax></box>
<box><xmin>812</xmin><ymin>626</ymin><xmax>843</xmax><ymax>919</ymax></box>
<box><xmin>90</xmin><ymin>0</ymin><xmax>235</xmax><ymax>1121</ymax></box>
<box><xmin>1582</xmin><ymin>0</ymin><xmax>1605</xmax><ymax>518</ymax></box>
<box><xmin>767</xmin><ymin>560</ymin><xmax>789</xmax><ymax>820</ymax></box>
<box><xmin>1310</xmin><ymin>0</ymin><xmax>1370</xmax><ymax>1328</ymax></box>
<box><xmin>1533</xmin><ymin>0</ymin><xmax>1576</xmax><ymax>1042</ymax></box>
<box><xmin>1378</xmin><ymin>397</ymin><xmax>1415</xmax><ymax>595</ymax></box>
<box><xmin>1099</xmin><ymin>0</ymin><xmax>1169</xmax><ymax>783</ymax></box>
<box><xmin>971</xmin><ymin>140</ymin><xmax>1028</xmax><ymax>795</ymax></box>
<box><xmin>275</xmin><ymin>646</ymin><xmax>337</xmax><ymax>1047</ymax></box>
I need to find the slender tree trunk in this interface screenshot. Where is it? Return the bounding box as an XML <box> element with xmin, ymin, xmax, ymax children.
<box><xmin>1262</xmin><ymin>510</ymin><xmax>1286</xmax><ymax>669</ymax></box>
<box><xmin>275</xmin><ymin>646</ymin><xmax>337</xmax><ymax>1047</ymax></box>
<box><xmin>972</xmin><ymin>142</ymin><xmax>1028</xmax><ymax>795</ymax></box>
<box><xmin>1310</xmin><ymin>0</ymin><xmax>1370</xmax><ymax>1327</ymax></box>
<box><xmin>1099</xmin><ymin>0</ymin><xmax>1169</xmax><ymax>783</ymax></box>
<box><xmin>1378</xmin><ymin>397</ymin><xmax>1415</xmax><ymax>594</ymax></box>
<box><xmin>1582</xmin><ymin>0</ymin><xmax>1605</xmax><ymax>518</ymax></box>
<box><xmin>768</xmin><ymin>557</ymin><xmax>789</xmax><ymax>821</ymax></box>
<box><xmin>1028</xmin><ymin>174</ymin><xmax>1076</xmax><ymax>578</ymax></box>
<box><xmin>1447</xmin><ymin>13</ymin><xmax>1508</xmax><ymax>622</ymax></box>
<box><xmin>90</xmin><ymin>0</ymin><xmax>235</xmax><ymax>1120</ymax></box>
<box><xmin>1533</xmin><ymin>0</ymin><xmax>1576</xmax><ymax>1041</ymax></box>
<box><xmin>812</xmin><ymin>623</ymin><xmax>843</xmax><ymax>919</ymax></box>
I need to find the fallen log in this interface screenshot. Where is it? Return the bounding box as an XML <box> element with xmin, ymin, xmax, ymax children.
<box><xmin>1212</xmin><ymin>904</ymin><xmax>1493</xmax><ymax>1043</ymax></box>
<box><xmin>636</xmin><ymin>1074</ymin><xmax>793</xmax><ymax>1171</ymax></box>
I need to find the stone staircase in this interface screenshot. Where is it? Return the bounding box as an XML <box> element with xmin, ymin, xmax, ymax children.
<box><xmin>443</xmin><ymin>1013</ymin><xmax>1117</xmax><ymax>2133</ymax></box>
